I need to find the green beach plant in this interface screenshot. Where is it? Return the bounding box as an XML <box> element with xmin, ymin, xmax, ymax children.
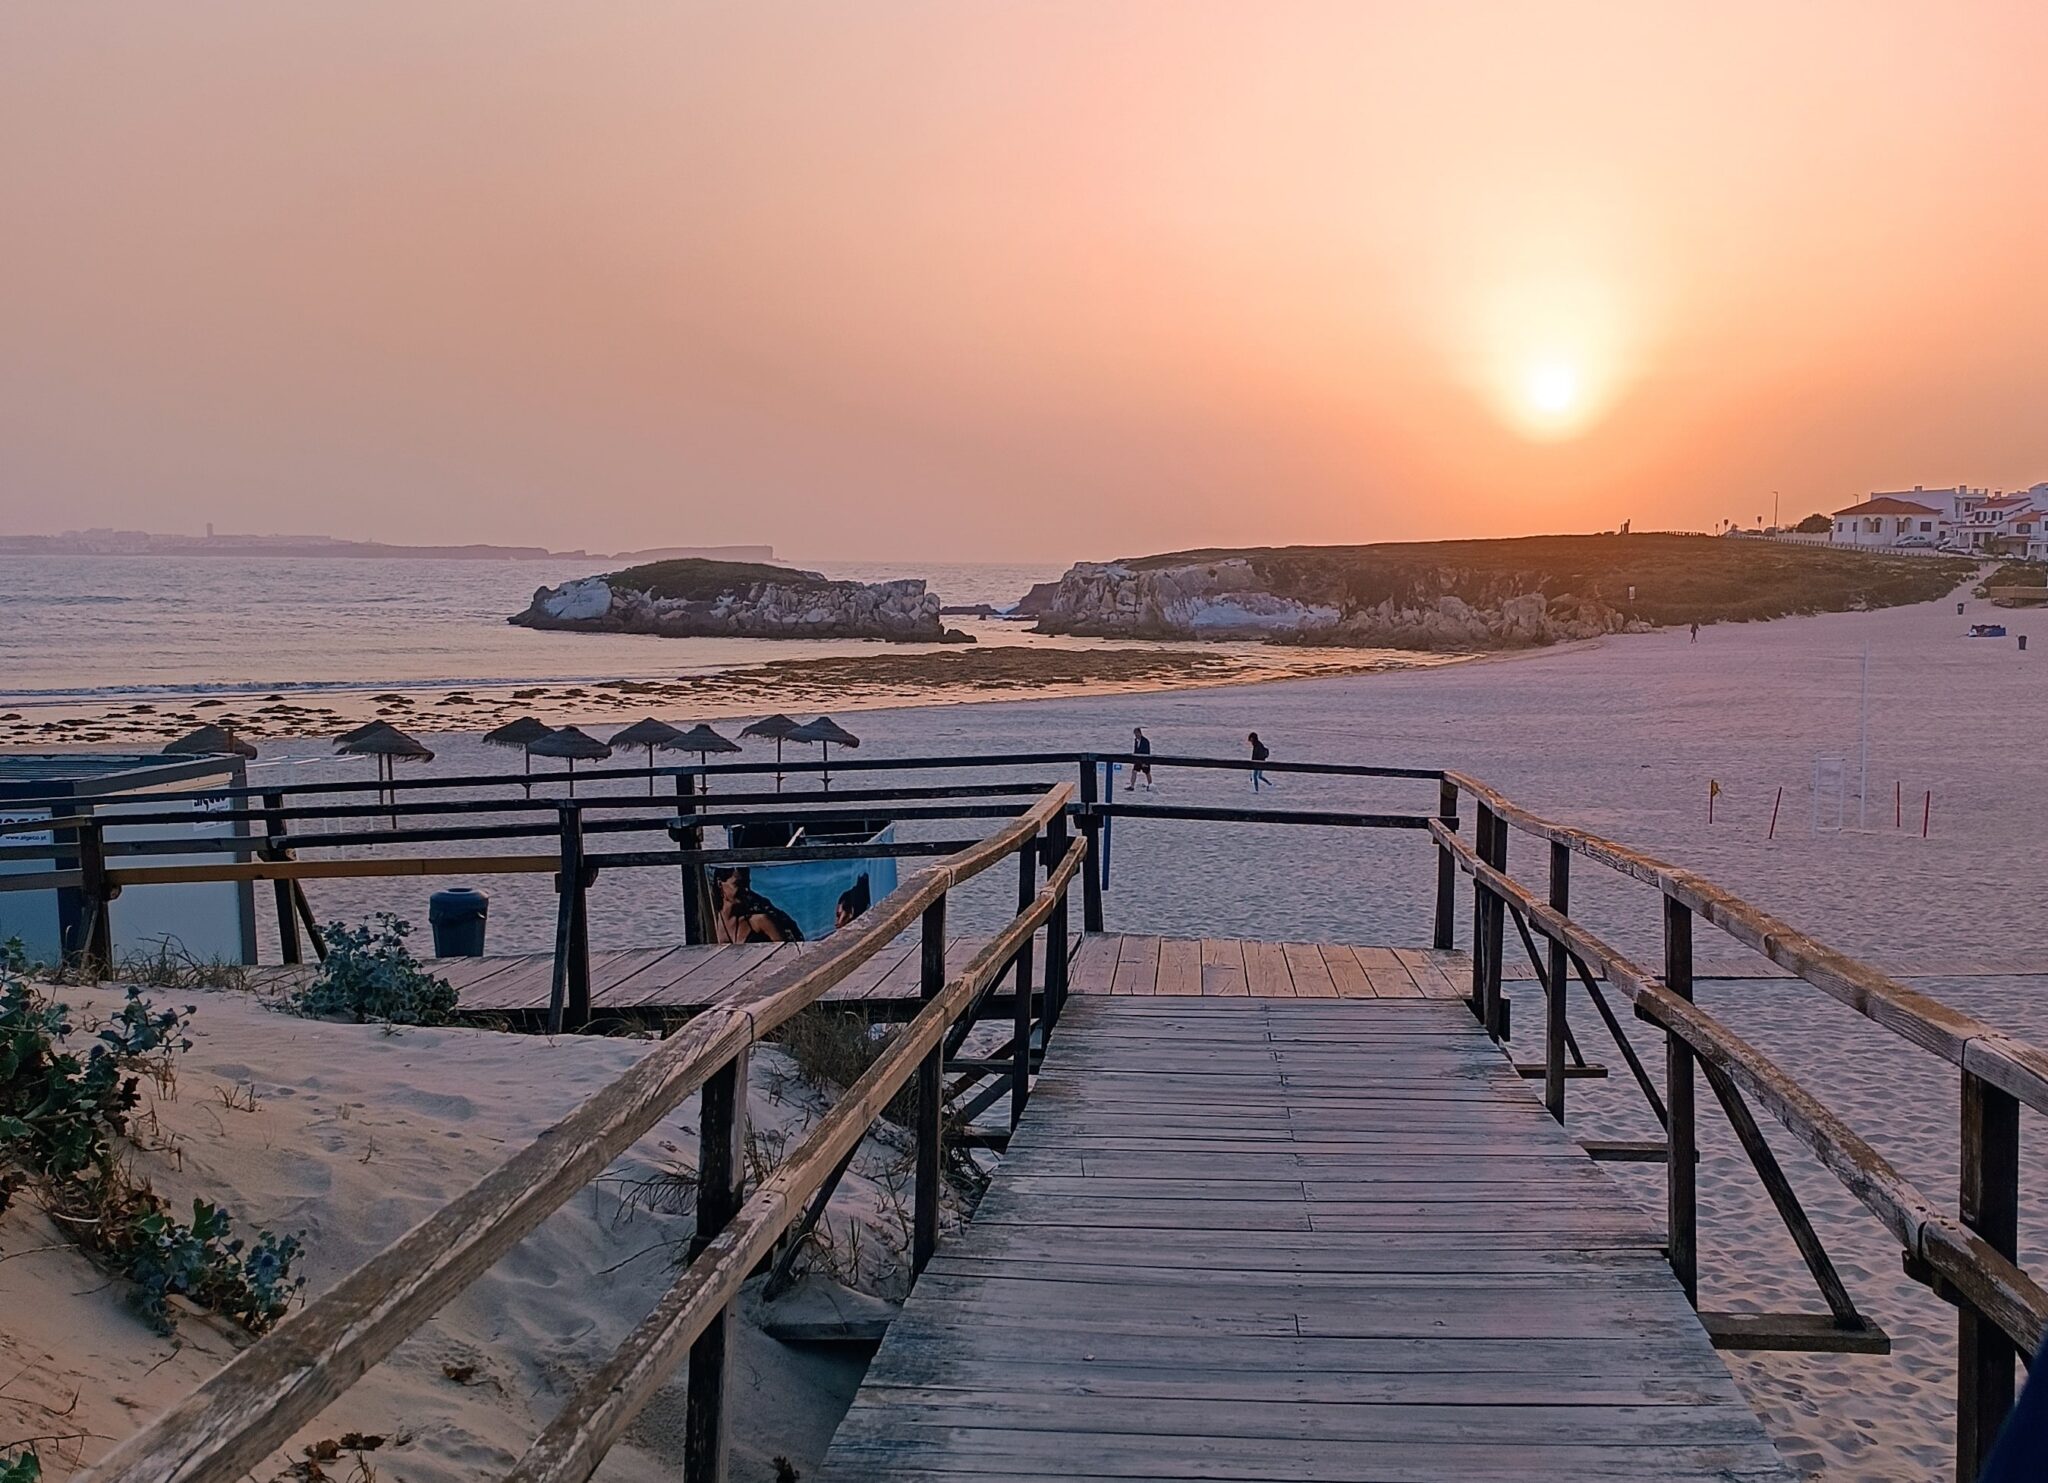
<box><xmin>1</xmin><ymin>1449</ymin><xmax>40</xmax><ymax>1483</ymax></box>
<box><xmin>0</xmin><ymin>966</ymin><xmax>304</xmax><ymax>1335</ymax></box>
<box><xmin>287</xmin><ymin>914</ymin><xmax>456</xmax><ymax>1026</ymax></box>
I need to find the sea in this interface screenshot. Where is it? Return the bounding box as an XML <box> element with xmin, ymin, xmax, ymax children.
<box><xmin>0</xmin><ymin>555</ymin><xmax>1066</xmax><ymax>708</ymax></box>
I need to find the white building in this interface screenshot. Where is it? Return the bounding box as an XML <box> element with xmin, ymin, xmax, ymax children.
<box><xmin>1832</xmin><ymin>483</ymin><xmax>2048</xmax><ymax>553</ymax></box>
<box><xmin>1831</xmin><ymin>496</ymin><xmax>1943</xmax><ymax>549</ymax></box>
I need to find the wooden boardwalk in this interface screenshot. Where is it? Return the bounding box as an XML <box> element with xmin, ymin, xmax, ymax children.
<box><xmin>819</xmin><ymin>997</ymin><xmax>1794</xmax><ymax>1482</ymax></box>
<box><xmin>247</xmin><ymin>936</ymin><xmax>1475</xmax><ymax>1015</ymax></box>
<box><xmin>249</xmin><ymin>935</ymin><xmax>2048</xmax><ymax>1021</ymax></box>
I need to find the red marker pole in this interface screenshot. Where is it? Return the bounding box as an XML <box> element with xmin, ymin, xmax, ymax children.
<box><xmin>1895</xmin><ymin>780</ymin><xmax>1901</xmax><ymax>829</ymax></box>
<box><xmin>1922</xmin><ymin>790</ymin><xmax>1931</xmax><ymax>839</ymax></box>
<box><xmin>1767</xmin><ymin>786</ymin><xmax>1783</xmax><ymax>840</ymax></box>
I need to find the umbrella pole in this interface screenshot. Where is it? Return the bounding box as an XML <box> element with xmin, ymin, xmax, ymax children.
<box><xmin>775</xmin><ymin>738</ymin><xmax>783</xmax><ymax>793</ymax></box>
<box><xmin>647</xmin><ymin>744</ymin><xmax>657</xmax><ymax>797</ymax></box>
<box><xmin>523</xmin><ymin>749</ymin><xmax>532</xmax><ymax>799</ymax></box>
<box><xmin>568</xmin><ymin>758</ymin><xmax>576</xmax><ymax>799</ymax></box>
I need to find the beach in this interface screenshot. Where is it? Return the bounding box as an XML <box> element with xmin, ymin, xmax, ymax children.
<box><xmin>7</xmin><ymin>571</ymin><xmax>2045</xmax><ymax>1479</ymax></box>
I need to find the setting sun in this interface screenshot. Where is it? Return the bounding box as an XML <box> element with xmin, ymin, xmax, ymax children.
<box><xmin>1523</xmin><ymin>360</ymin><xmax>1582</xmax><ymax>420</ymax></box>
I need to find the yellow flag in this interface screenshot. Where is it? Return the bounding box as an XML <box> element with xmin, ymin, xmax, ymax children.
<box><xmin>1709</xmin><ymin>779</ymin><xmax>1722</xmax><ymax>797</ymax></box>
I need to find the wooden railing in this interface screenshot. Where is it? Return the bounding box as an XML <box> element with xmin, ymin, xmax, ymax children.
<box><xmin>0</xmin><ymin>753</ymin><xmax>1460</xmax><ymax>1022</ymax></box>
<box><xmin>1438</xmin><ymin>771</ymin><xmax>2046</xmax><ymax>1482</ymax></box>
<box><xmin>74</xmin><ymin>783</ymin><xmax>1080</xmax><ymax>1483</ymax></box>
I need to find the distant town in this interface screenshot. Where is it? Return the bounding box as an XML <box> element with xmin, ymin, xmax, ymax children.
<box><xmin>1763</xmin><ymin>482</ymin><xmax>2048</xmax><ymax>558</ymax></box>
<box><xmin>0</xmin><ymin>527</ymin><xmax>775</xmax><ymax>564</ymax></box>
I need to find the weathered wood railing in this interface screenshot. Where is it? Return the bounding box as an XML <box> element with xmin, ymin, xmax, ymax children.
<box><xmin>73</xmin><ymin>783</ymin><xmax>1080</xmax><ymax>1483</ymax></box>
<box><xmin>0</xmin><ymin>752</ymin><xmax>1459</xmax><ymax>994</ymax></box>
<box><xmin>1438</xmin><ymin>771</ymin><xmax>2047</xmax><ymax>1482</ymax></box>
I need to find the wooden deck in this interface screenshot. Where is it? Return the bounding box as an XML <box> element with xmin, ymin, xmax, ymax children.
<box><xmin>249</xmin><ymin>936</ymin><xmax>2048</xmax><ymax>1021</ymax></box>
<box><xmin>820</xmin><ymin>996</ymin><xmax>1794</xmax><ymax>1481</ymax></box>
<box><xmin>247</xmin><ymin>935</ymin><xmax>1476</xmax><ymax>1015</ymax></box>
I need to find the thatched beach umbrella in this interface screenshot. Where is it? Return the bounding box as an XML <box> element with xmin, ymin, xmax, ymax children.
<box><xmin>665</xmin><ymin>723</ymin><xmax>739</xmax><ymax>792</ymax></box>
<box><xmin>788</xmin><ymin>716</ymin><xmax>860</xmax><ymax>791</ymax></box>
<box><xmin>483</xmin><ymin>715</ymin><xmax>553</xmax><ymax>796</ymax></box>
<box><xmin>611</xmin><ymin>718</ymin><xmax>685</xmax><ymax>795</ymax></box>
<box><xmin>335</xmin><ymin>721</ymin><xmax>434</xmax><ymax>825</ymax></box>
<box><xmin>163</xmin><ymin>723</ymin><xmax>258</xmax><ymax>759</ymax></box>
<box><xmin>740</xmin><ymin>713</ymin><xmax>803</xmax><ymax>792</ymax></box>
<box><xmin>528</xmin><ymin>725</ymin><xmax>612</xmax><ymax>797</ymax></box>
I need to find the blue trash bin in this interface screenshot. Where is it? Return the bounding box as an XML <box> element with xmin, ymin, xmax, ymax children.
<box><xmin>428</xmin><ymin>887</ymin><xmax>490</xmax><ymax>957</ymax></box>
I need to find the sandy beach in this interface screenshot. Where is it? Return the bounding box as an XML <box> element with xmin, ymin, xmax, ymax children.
<box><xmin>7</xmin><ymin>574</ymin><xmax>2044</xmax><ymax>1480</ymax></box>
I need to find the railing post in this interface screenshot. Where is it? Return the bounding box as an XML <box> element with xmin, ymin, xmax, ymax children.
<box><xmin>1433</xmin><ymin>777</ymin><xmax>1458</xmax><ymax>950</ymax></box>
<box><xmin>1483</xmin><ymin>816</ymin><xmax>1508</xmax><ymax>1040</ymax></box>
<box><xmin>674</xmin><ymin>772</ymin><xmax>712</xmax><ymax>946</ymax></box>
<box><xmin>1544</xmin><ymin>840</ymin><xmax>1570</xmax><ymax>1123</ymax></box>
<box><xmin>684</xmin><ymin>1045</ymin><xmax>749</xmax><ymax>1483</ymax></box>
<box><xmin>261</xmin><ymin>792</ymin><xmax>302</xmax><ymax>966</ymax></box>
<box><xmin>1664</xmin><ymin>893</ymin><xmax>1698</xmax><ymax>1306</ymax></box>
<box><xmin>913</xmin><ymin>894</ymin><xmax>947</xmax><ymax>1273</ymax></box>
<box><xmin>548</xmin><ymin>804</ymin><xmax>591</xmax><ymax>1034</ymax></box>
<box><xmin>1957</xmin><ymin>1069</ymin><xmax>2020</xmax><ymax>1480</ymax></box>
<box><xmin>1077</xmin><ymin>758</ymin><xmax>1105</xmax><ymax>933</ymax></box>
<box><xmin>71</xmin><ymin>819</ymin><xmax>115</xmax><ymax>975</ymax></box>
<box><xmin>1044</xmin><ymin>814</ymin><xmax>1071</xmax><ymax>1030</ymax></box>
<box><xmin>1468</xmin><ymin>805</ymin><xmax>1494</xmax><ymax>1021</ymax></box>
<box><xmin>1011</xmin><ymin>834</ymin><xmax>1037</xmax><ymax>1129</ymax></box>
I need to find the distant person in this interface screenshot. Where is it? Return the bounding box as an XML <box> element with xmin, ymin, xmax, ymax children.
<box><xmin>1248</xmin><ymin>732</ymin><xmax>1272</xmax><ymax>790</ymax></box>
<box><xmin>1126</xmin><ymin>726</ymin><xmax>1153</xmax><ymax>791</ymax></box>
<box><xmin>1689</xmin><ymin>621</ymin><xmax>1700</xmax><ymax>644</ymax></box>
<box><xmin>712</xmin><ymin>867</ymin><xmax>805</xmax><ymax>943</ymax></box>
<box><xmin>835</xmin><ymin>875</ymin><xmax>872</xmax><ymax>930</ymax></box>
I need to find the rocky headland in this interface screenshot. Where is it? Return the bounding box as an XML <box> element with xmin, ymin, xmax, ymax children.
<box><xmin>1027</xmin><ymin>534</ymin><xmax>1972</xmax><ymax>649</ymax></box>
<box><xmin>511</xmin><ymin>558</ymin><xmax>971</xmax><ymax>643</ymax></box>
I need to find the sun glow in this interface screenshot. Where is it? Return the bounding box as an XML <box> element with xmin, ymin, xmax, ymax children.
<box><xmin>1522</xmin><ymin>360</ymin><xmax>1582</xmax><ymax>420</ymax></box>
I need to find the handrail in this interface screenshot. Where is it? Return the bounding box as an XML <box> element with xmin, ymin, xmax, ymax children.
<box><xmin>503</xmin><ymin>832</ymin><xmax>1088</xmax><ymax>1483</ymax></box>
<box><xmin>1431</xmin><ymin>820</ymin><xmax>2048</xmax><ymax>1356</ymax></box>
<box><xmin>1443</xmin><ymin>771</ymin><xmax>2048</xmax><ymax>1118</ymax></box>
<box><xmin>0</xmin><ymin>750</ymin><xmax>1442</xmax><ymax>831</ymax></box>
<box><xmin>75</xmin><ymin>783</ymin><xmax>1073</xmax><ymax>1483</ymax></box>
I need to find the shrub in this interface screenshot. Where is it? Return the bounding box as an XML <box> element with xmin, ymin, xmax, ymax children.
<box><xmin>288</xmin><ymin>915</ymin><xmax>457</xmax><ymax>1026</ymax></box>
<box><xmin>0</xmin><ymin>968</ymin><xmax>304</xmax><ymax>1335</ymax></box>
<box><xmin>1</xmin><ymin>1450</ymin><xmax>40</xmax><ymax>1482</ymax></box>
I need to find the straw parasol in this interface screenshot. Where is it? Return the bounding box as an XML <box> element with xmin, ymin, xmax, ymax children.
<box><xmin>528</xmin><ymin>725</ymin><xmax>612</xmax><ymax>797</ymax></box>
<box><xmin>335</xmin><ymin>721</ymin><xmax>434</xmax><ymax>824</ymax></box>
<box><xmin>740</xmin><ymin>713</ymin><xmax>803</xmax><ymax>792</ymax></box>
<box><xmin>665</xmin><ymin>723</ymin><xmax>739</xmax><ymax>792</ymax></box>
<box><xmin>610</xmin><ymin>718</ymin><xmax>685</xmax><ymax>795</ymax></box>
<box><xmin>787</xmin><ymin>715</ymin><xmax>860</xmax><ymax>791</ymax></box>
<box><xmin>162</xmin><ymin>724</ymin><xmax>258</xmax><ymax>759</ymax></box>
<box><xmin>483</xmin><ymin>716</ymin><xmax>553</xmax><ymax>796</ymax></box>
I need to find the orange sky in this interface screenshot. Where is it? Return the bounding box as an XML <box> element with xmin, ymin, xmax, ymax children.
<box><xmin>4</xmin><ymin>3</ymin><xmax>2046</xmax><ymax>562</ymax></box>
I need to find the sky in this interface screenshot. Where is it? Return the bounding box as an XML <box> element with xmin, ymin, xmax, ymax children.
<box><xmin>4</xmin><ymin>3</ymin><xmax>2047</xmax><ymax>564</ymax></box>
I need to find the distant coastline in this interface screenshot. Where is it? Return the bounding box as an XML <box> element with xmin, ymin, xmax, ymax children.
<box><xmin>0</xmin><ymin>529</ymin><xmax>776</xmax><ymax>564</ymax></box>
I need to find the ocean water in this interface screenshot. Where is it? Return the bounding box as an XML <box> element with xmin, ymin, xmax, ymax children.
<box><xmin>0</xmin><ymin>555</ymin><xmax>1065</xmax><ymax>705</ymax></box>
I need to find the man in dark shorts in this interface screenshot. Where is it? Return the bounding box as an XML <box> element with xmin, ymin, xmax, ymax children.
<box><xmin>1126</xmin><ymin>727</ymin><xmax>1153</xmax><ymax>791</ymax></box>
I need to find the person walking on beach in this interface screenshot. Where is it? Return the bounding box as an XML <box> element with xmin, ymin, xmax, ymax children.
<box><xmin>1690</xmin><ymin>621</ymin><xmax>1700</xmax><ymax>644</ymax></box>
<box><xmin>1248</xmin><ymin>731</ymin><xmax>1272</xmax><ymax>790</ymax></box>
<box><xmin>1127</xmin><ymin>727</ymin><xmax>1153</xmax><ymax>791</ymax></box>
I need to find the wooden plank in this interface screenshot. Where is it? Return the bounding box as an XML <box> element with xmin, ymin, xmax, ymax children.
<box><xmin>1111</xmin><ymin>934</ymin><xmax>1162</xmax><ymax>997</ymax></box>
<box><xmin>1350</xmin><ymin>943</ymin><xmax>1420</xmax><ymax>998</ymax></box>
<box><xmin>1066</xmin><ymin>934</ymin><xmax>1121</xmax><ymax>995</ymax></box>
<box><xmin>1199</xmin><ymin>937</ymin><xmax>1247</xmax><ymax>996</ymax></box>
<box><xmin>1241</xmin><ymin>939</ymin><xmax>1294</xmax><ymax>998</ymax></box>
<box><xmin>1154</xmin><ymin>937</ymin><xmax>1203</xmax><ymax>996</ymax></box>
<box><xmin>1281</xmin><ymin>942</ymin><xmax>1338</xmax><ymax>998</ymax></box>
<box><xmin>1319</xmin><ymin>943</ymin><xmax>1375</xmax><ymax>999</ymax></box>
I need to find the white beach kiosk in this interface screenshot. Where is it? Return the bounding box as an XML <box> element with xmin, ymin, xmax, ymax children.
<box><xmin>0</xmin><ymin>753</ymin><xmax>258</xmax><ymax>968</ymax></box>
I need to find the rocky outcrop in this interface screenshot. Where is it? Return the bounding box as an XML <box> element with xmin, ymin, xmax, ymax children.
<box><xmin>511</xmin><ymin>560</ymin><xmax>971</xmax><ymax>643</ymax></box>
<box><xmin>1031</xmin><ymin>555</ymin><xmax>1638</xmax><ymax>649</ymax></box>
